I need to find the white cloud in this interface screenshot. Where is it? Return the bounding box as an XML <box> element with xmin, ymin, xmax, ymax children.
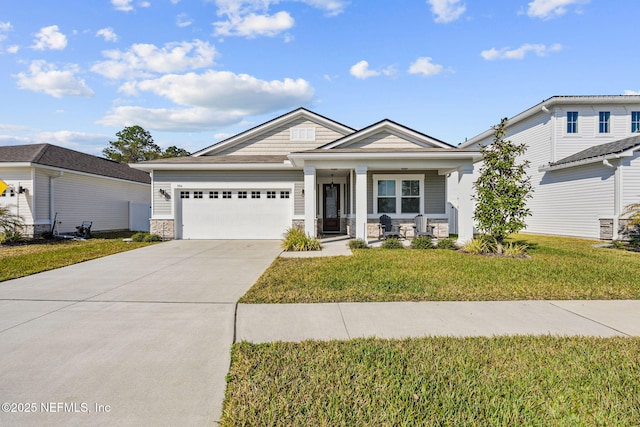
<box><xmin>112</xmin><ymin>0</ymin><xmax>134</xmax><ymax>11</ymax></box>
<box><xmin>7</xmin><ymin>45</ymin><xmax>19</xmax><ymax>54</ymax></box>
<box><xmin>96</xmin><ymin>27</ymin><xmax>118</xmax><ymax>42</ymax></box>
<box><xmin>349</xmin><ymin>60</ymin><xmax>380</xmax><ymax>79</ymax></box>
<box><xmin>31</xmin><ymin>25</ymin><xmax>67</xmax><ymax>51</ymax></box>
<box><xmin>481</xmin><ymin>43</ymin><xmax>562</xmax><ymax>60</ymax></box>
<box><xmin>408</xmin><ymin>57</ymin><xmax>444</xmax><ymax>76</ymax></box>
<box><xmin>214</xmin><ymin>11</ymin><xmax>294</xmax><ymax>37</ymax></box>
<box><xmin>92</xmin><ymin>39</ymin><xmax>217</xmax><ymax>79</ymax></box>
<box><xmin>527</xmin><ymin>0</ymin><xmax>588</xmax><ymax>19</ymax></box>
<box><xmin>427</xmin><ymin>0</ymin><xmax>466</xmax><ymax>23</ymax></box>
<box><xmin>15</xmin><ymin>60</ymin><xmax>94</xmax><ymax>98</ymax></box>
<box><xmin>176</xmin><ymin>13</ymin><xmax>193</xmax><ymax>27</ymax></box>
<box><xmin>0</xmin><ymin>21</ymin><xmax>12</xmax><ymax>41</ymax></box>
<box><xmin>212</xmin><ymin>0</ymin><xmax>347</xmax><ymax>38</ymax></box>
<box><xmin>624</xmin><ymin>90</ymin><xmax>640</xmax><ymax>95</ymax></box>
<box><xmin>100</xmin><ymin>70</ymin><xmax>314</xmax><ymax>131</ymax></box>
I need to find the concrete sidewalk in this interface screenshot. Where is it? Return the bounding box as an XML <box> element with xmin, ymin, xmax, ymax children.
<box><xmin>236</xmin><ymin>300</ymin><xmax>640</xmax><ymax>343</ymax></box>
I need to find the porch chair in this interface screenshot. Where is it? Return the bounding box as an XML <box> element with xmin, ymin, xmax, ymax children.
<box><xmin>378</xmin><ymin>215</ymin><xmax>404</xmax><ymax>240</ymax></box>
<box><xmin>412</xmin><ymin>215</ymin><xmax>435</xmax><ymax>238</ymax></box>
<box><xmin>75</xmin><ymin>221</ymin><xmax>92</xmax><ymax>239</ymax></box>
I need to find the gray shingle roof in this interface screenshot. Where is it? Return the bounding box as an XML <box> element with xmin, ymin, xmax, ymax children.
<box><xmin>550</xmin><ymin>134</ymin><xmax>640</xmax><ymax>167</ymax></box>
<box><xmin>0</xmin><ymin>144</ymin><xmax>151</xmax><ymax>184</ymax></box>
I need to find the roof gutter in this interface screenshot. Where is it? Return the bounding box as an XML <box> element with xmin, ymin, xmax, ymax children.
<box><xmin>130</xmin><ymin>161</ymin><xmax>295</xmax><ymax>172</ymax></box>
<box><xmin>538</xmin><ymin>149</ymin><xmax>636</xmax><ymax>172</ymax></box>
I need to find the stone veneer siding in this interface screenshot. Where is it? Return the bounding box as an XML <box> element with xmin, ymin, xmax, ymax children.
<box><xmin>356</xmin><ymin>218</ymin><xmax>449</xmax><ymax>239</ymax></box>
<box><xmin>150</xmin><ymin>219</ymin><xmax>175</xmax><ymax>240</ymax></box>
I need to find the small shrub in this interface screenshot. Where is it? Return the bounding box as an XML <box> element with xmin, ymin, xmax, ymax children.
<box><xmin>348</xmin><ymin>239</ymin><xmax>369</xmax><ymax>249</ymax></box>
<box><xmin>1</xmin><ymin>229</ymin><xmax>24</xmax><ymax>244</ymax></box>
<box><xmin>501</xmin><ymin>241</ymin><xmax>529</xmax><ymax>257</ymax></box>
<box><xmin>436</xmin><ymin>238</ymin><xmax>457</xmax><ymax>250</ymax></box>
<box><xmin>143</xmin><ymin>233</ymin><xmax>162</xmax><ymax>242</ymax></box>
<box><xmin>40</xmin><ymin>231</ymin><xmax>55</xmax><ymax>240</ymax></box>
<box><xmin>282</xmin><ymin>227</ymin><xmax>321</xmax><ymax>251</ymax></box>
<box><xmin>463</xmin><ymin>235</ymin><xmax>497</xmax><ymax>255</ymax></box>
<box><xmin>612</xmin><ymin>240</ymin><xmax>628</xmax><ymax>250</ymax></box>
<box><xmin>381</xmin><ymin>238</ymin><xmax>404</xmax><ymax>249</ymax></box>
<box><xmin>410</xmin><ymin>236</ymin><xmax>434</xmax><ymax>249</ymax></box>
<box><xmin>131</xmin><ymin>232</ymin><xmax>147</xmax><ymax>242</ymax></box>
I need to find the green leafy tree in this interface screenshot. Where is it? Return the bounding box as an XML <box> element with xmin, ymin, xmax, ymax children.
<box><xmin>103</xmin><ymin>126</ymin><xmax>162</xmax><ymax>163</ymax></box>
<box><xmin>473</xmin><ymin>117</ymin><xmax>533</xmax><ymax>245</ymax></box>
<box><xmin>160</xmin><ymin>145</ymin><xmax>191</xmax><ymax>158</ymax></box>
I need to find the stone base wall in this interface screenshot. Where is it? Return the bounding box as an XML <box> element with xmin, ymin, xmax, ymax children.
<box><xmin>600</xmin><ymin>218</ymin><xmax>639</xmax><ymax>240</ymax></box>
<box><xmin>150</xmin><ymin>219</ymin><xmax>175</xmax><ymax>240</ymax></box>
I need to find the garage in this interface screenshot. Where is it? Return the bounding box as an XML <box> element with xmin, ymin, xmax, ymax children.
<box><xmin>178</xmin><ymin>188</ymin><xmax>292</xmax><ymax>239</ymax></box>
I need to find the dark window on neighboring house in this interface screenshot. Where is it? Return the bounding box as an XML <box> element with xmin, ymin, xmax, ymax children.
<box><xmin>632</xmin><ymin>112</ymin><xmax>640</xmax><ymax>133</ymax></box>
<box><xmin>567</xmin><ymin>111</ymin><xmax>578</xmax><ymax>133</ymax></box>
<box><xmin>599</xmin><ymin>111</ymin><xmax>610</xmax><ymax>133</ymax></box>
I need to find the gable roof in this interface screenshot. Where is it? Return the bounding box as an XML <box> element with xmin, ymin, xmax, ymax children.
<box><xmin>0</xmin><ymin>144</ymin><xmax>151</xmax><ymax>184</ymax></box>
<box><xmin>193</xmin><ymin>107</ymin><xmax>356</xmax><ymax>156</ymax></box>
<box><xmin>540</xmin><ymin>134</ymin><xmax>640</xmax><ymax>171</ymax></box>
<box><xmin>460</xmin><ymin>95</ymin><xmax>640</xmax><ymax>149</ymax></box>
<box><xmin>320</xmin><ymin>119</ymin><xmax>453</xmax><ymax>150</ymax></box>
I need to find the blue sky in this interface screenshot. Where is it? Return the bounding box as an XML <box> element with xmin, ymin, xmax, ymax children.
<box><xmin>0</xmin><ymin>0</ymin><xmax>638</xmax><ymax>156</ymax></box>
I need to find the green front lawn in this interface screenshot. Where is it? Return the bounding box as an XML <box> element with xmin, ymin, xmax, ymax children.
<box><xmin>241</xmin><ymin>234</ymin><xmax>640</xmax><ymax>302</ymax></box>
<box><xmin>0</xmin><ymin>232</ymin><xmax>158</xmax><ymax>282</ymax></box>
<box><xmin>221</xmin><ymin>336</ymin><xmax>640</xmax><ymax>426</ymax></box>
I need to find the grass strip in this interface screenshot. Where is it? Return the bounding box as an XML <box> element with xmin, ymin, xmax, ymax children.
<box><xmin>0</xmin><ymin>235</ymin><xmax>155</xmax><ymax>282</ymax></box>
<box><xmin>221</xmin><ymin>336</ymin><xmax>640</xmax><ymax>426</ymax></box>
<box><xmin>241</xmin><ymin>234</ymin><xmax>640</xmax><ymax>302</ymax></box>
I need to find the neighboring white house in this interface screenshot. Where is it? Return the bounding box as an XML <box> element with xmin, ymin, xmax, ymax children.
<box><xmin>0</xmin><ymin>144</ymin><xmax>152</xmax><ymax>236</ymax></box>
<box><xmin>133</xmin><ymin>108</ymin><xmax>481</xmax><ymax>243</ymax></box>
<box><xmin>453</xmin><ymin>95</ymin><xmax>640</xmax><ymax>240</ymax></box>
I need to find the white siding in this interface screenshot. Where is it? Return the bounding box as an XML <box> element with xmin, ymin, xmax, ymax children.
<box><xmin>0</xmin><ymin>167</ymin><xmax>35</xmax><ymax>224</ymax></box>
<box><xmin>152</xmin><ymin>170</ymin><xmax>303</xmax><ymax>218</ymax></box>
<box><xmin>530</xmin><ymin>163</ymin><xmax>614</xmax><ymax>239</ymax></box>
<box><xmin>555</xmin><ymin>106</ymin><xmax>630</xmax><ymax>160</ymax></box>
<box><xmin>213</xmin><ymin>118</ymin><xmax>346</xmax><ymax>155</ymax></box>
<box><xmin>344</xmin><ymin>132</ymin><xmax>423</xmax><ymax>149</ymax></box>
<box><xmin>622</xmin><ymin>151</ymin><xmax>640</xmax><ymax>209</ymax></box>
<box><xmin>51</xmin><ymin>172</ymin><xmax>150</xmax><ymax>233</ymax></box>
<box><xmin>34</xmin><ymin>169</ymin><xmax>52</xmax><ymax>221</ymax></box>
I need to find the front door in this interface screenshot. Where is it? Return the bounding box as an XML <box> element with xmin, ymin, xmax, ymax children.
<box><xmin>323</xmin><ymin>184</ymin><xmax>340</xmax><ymax>233</ymax></box>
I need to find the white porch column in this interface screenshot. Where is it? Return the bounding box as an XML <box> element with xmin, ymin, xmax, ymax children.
<box><xmin>355</xmin><ymin>165</ymin><xmax>368</xmax><ymax>242</ymax></box>
<box><xmin>303</xmin><ymin>165</ymin><xmax>317</xmax><ymax>237</ymax></box>
<box><xmin>456</xmin><ymin>164</ymin><xmax>475</xmax><ymax>245</ymax></box>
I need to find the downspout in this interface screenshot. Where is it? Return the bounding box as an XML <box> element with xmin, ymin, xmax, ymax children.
<box><xmin>49</xmin><ymin>171</ymin><xmax>63</xmax><ymax>232</ymax></box>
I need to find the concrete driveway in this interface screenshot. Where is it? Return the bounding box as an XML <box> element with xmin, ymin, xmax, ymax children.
<box><xmin>0</xmin><ymin>240</ymin><xmax>282</xmax><ymax>426</ymax></box>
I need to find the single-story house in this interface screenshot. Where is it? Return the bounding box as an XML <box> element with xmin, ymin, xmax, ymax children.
<box><xmin>0</xmin><ymin>143</ymin><xmax>151</xmax><ymax>237</ymax></box>
<box><xmin>453</xmin><ymin>95</ymin><xmax>640</xmax><ymax>240</ymax></box>
<box><xmin>133</xmin><ymin>108</ymin><xmax>481</xmax><ymax>243</ymax></box>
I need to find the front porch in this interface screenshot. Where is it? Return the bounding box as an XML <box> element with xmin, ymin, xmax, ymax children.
<box><xmin>291</xmin><ymin>156</ymin><xmax>477</xmax><ymax>245</ymax></box>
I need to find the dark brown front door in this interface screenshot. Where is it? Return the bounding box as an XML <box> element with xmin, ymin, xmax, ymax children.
<box><xmin>323</xmin><ymin>184</ymin><xmax>340</xmax><ymax>232</ymax></box>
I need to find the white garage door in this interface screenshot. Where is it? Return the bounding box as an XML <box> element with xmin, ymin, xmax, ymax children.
<box><xmin>179</xmin><ymin>189</ymin><xmax>292</xmax><ymax>239</ymax></box>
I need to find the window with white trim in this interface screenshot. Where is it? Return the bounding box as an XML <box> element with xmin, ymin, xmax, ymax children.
<box><xmin>209</xmin><ymin>191</ymin><xmax>218</xmax><ymax>199</ymax></box>
<box><xmin>238</xmin><ymin>191</ymin><xmax>247</xmax><ymax>199</ymax></box>
<box><xmin>632</xmin><ymin>112</ymin><xmax>640</xmax><ymax>133</ymax></box>
<box><xmin>193</xmin><ymin>191</ymin><xmax>203</xmax><ymax>199</ymax></box>
<box><xmin>223</xmin><ymin>191</ymin><xmax>232</xmax><ymax>199</ymax></box>
<box><xmin>599</xmin><ymin>111</ymin><xmax>610</xmax><ymax>133</ymax></box>
<box><xmin>280</xmin><ymin>191</ymin><xmax>290</xmax><ymax>199</ymax></box>
<box><xmin>567</xmin><ymin>111</ymin><xmax>578</xmax><ymax>134</ymax></box>
<box><xmin>251</xmin><ymin>191</ymin><xmax>261</xmax><ymax>199</ymax></box>
<box><xmin>373</xmin><ymin>175</ymin><xmax>424</xmax><ymax>216</ymax></box>
<box><xmin>180</xmin><ymin>191</ymin><xmax>189</xmax><ymax>199</ymax></box>
<box><xmin>290</xmin><ymin>127</ymin><xmax>316</xmax><ymax>141</ymax></box>
<box><xmin>267</xmin><ymin>191</ymin><xmax>276</xmax><ymax>199</ymax></box>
